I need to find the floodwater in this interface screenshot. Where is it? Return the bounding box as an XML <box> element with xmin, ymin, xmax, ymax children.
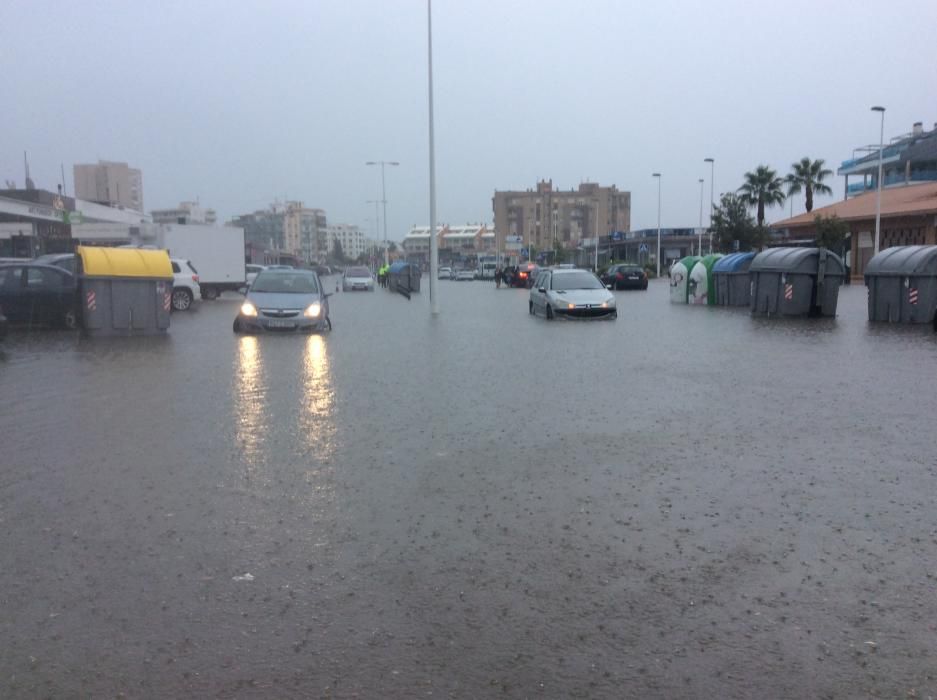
<box><xmin>2</xmin><ymin>277</ymin><xmax>936</xmax><ymax>699</ymax></box>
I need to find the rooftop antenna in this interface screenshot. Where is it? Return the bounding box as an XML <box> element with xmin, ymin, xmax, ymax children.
<box><xmin>24</xmin><ymin>151</ymin><xmax>35</xmax><ymax>190</ymax></box>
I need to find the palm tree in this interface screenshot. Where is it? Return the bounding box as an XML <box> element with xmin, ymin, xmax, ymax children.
<box><xmin>738</xmin><ymin>165</ymin><xmax>787</xmax><ymax>226</ymax></box>
<box><xmin>785</xmin><ymin>157</ymin><xmax>833</xmax><ymax>213</ymax></box>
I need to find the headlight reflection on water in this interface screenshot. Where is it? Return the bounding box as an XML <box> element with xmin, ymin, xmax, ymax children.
<box><xmin>302</xmin><ymin>334</ymin><xmax>336</xmax><ymax>459</ymax></box>
<box><xmin>234</xmin><ymin>335</ymin><xmax>266</xmax><ymax>465</ymax></box>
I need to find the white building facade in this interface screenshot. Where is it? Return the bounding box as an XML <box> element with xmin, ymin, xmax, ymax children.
<box><xmin>327</xmin><ymin>224</ymin><xmax>366</xmax><ymax>260</ymax></box>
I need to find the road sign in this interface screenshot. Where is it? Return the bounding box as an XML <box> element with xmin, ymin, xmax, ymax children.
<box><xmin>639</xmin><ymin>243</ymin><xmax>648</xmax><ymax>253</ymax></box>
<box><xmin>505</xmin><ymin>242</ymin><xmax>522</xmax><ymax>251</ymax></box>
<box><xmin>521</xmin><ymin>248</ymin><xmax>528</xmax><ymax>257</ymax></box>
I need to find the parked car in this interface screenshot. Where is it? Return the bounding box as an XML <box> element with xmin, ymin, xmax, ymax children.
<box><xmin>529</xmin><ymin>268</ymin><xmax>616</xmax><ymax>319</ymax></box>
<box><xmin>438</xmin><ymin>266</ymin><xmax>453</xmax><ymax>280</ymax></box>
<box><xmin>33</xmin><ymin>253</ymin><xmax>78</xmax><ymax>275</ymax></box>
<box><xmin>245</xmin><ymin>264</ymin><xmax>266</xmax><ymax>288</ymax></box>
<box><xmin>342</xmin><ymin>266</ymin><xmax>375</xmax><ymax>291</ymax></box>
<box><xmin>0</xmin><ymin>304</ymin><xmax>7</xmax><ymax>340</ymax></box>
<box><xmin>0</xmin><ymin>262</ymin><xmax>79</xmax><ymax>329</ymax></box>
<box><xmin>455</xmin><ymin>268</ymin><xmax>475</xmax><ymax>281</ymax></box>
<box><xmin>171</xmin><ymin>258</ymin><xmax>201</xmax><ymax>311</ymax></box>
<box><xmin>504</xmin><ymin>262</ymin><xmax>540</xmax><ymax>288</ymax></box>
<box><xmin>602</xmin><ymin>263</ymin><xmax>648</xmax><ymax>290</ymax></box>
<box><xmin>233</xmin><ymin>268</ymin><xmax>331</xmax><ymax>333</ymax></box>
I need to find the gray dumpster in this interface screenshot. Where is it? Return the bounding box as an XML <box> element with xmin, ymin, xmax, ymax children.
<box><xmin>712</xmin><ymin>252</ymin><xmax>755</xmax><ymax>306</ymax></box>
<box><xmin>388</xmin><ymin>261</ymin><xmax>421</xmax><ymax>298</ymax></box>
<box><xmin>77</xmin><ymin>246</ymin><xmax>173</xmax><ymax>336</ymax></box>
<box><xmin>864</xmin><ymin>245</ymin><xmax>937</xmax><ymax>324</ymax></box>
<box><xmin>750</xmin><ymin>247</ymin><xmax>844</xmax><ymax>317</ymax></box>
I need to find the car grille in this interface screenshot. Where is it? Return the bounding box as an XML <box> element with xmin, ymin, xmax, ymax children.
<box><xmin>260</xmin><ymin>309</ymin><xmax>301</xmax><ymax>318</ymax></box>
<box><xmin>558</xmin><ymin>307</ymin><xmax>614</xmax><ymax>318</ymax></box>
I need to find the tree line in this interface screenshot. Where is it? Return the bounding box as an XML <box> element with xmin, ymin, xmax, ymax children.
<box><xmin>712</xmin><ymin>158</ymin><xmax>847</xmax><ymax>255</ymax></box>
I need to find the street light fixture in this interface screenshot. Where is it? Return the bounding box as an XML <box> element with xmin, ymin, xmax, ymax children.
<box><xmin>426</xmin><ymin>0</ymin><xmax>439</xmax><ymax>314</ymax></box>
<box><xmin>365</xmin><ymin>160</ymin><xmax>399</xmax><ymax>266</ymax></box>
<box><xmin>704</xmin><ymin>158</ymin><xmax>714</xmax><ymax>254</ymax></box>
<box><xmin>652</xmin><ymin>173</ymin><xmax>661</xmax><ymax>277</ymax></box>
<box><xmin>698</xmin><ymin>178</ymin><xmax>705</xmax><ymax>256</ymax></box>
<box><xmin>871</xmin><ymin>105</ymin><xmax>886</xmax><ymax>256</ymax></box>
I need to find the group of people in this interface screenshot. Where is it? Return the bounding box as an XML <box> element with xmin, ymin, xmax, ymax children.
<box><xmin>494</xmin><ymin>266</ymin><xmax>517</xmax><ymax>289</ymax></box>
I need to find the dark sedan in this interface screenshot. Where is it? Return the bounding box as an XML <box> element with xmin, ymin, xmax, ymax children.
<box><xmin>0</xmin><ymin>263</ymin><xmax>79</xmax><ymax>329</ymax></box>
<box><xmin>602</xmin><ymin>264</ymin><xmax>648</xmax><ymax>290</ymax></box>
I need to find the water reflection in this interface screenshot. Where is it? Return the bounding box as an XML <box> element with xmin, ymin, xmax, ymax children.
<box><xmin>234</xmin><ymin>335</ymin><xmax>266</xmax><ymax>464</ymax></box>
<box><xmin>301</xmin><ymin>334</ymin><xmax>336</xmax><ymax>459</ymax></box>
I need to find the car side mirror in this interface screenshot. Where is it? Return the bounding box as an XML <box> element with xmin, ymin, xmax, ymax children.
<box><xmin>323</xmin><ymin>292</ymin><xmax>332</xmax><ymax>299</ymax></box>
<box><xmin>606</xmin><ymin>284</ymin><xmax>613</xmax><ymax>290</ymax></box>
<box><xmin>538</xmin><ymin>287</ymin><xmax>546</xmax><ymax>293</ymax></box>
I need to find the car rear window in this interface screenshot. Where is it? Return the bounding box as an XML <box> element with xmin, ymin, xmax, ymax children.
<box><xmin>346</xmin><ymin>267</ymin><xmax>370</xmax><ymax>277</ymax></box>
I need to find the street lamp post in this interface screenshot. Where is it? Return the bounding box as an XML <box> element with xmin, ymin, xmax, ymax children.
<box><xmin>426</xmin><ymin>0</ymin><xmax>440</xmax><ymax>314</ymax></box>
<box><xmin>871</xmin><ymin>105</ymin><xmax>886</xmax><ymax>256</ymax></box>
<box><xmin>698</xmin><ymin>178</ymin><xmax>704</xmax><ymax>256</ymax></box>
<box><xmin>366</xmin><ymin>199</ymin><xmax>380</xmax><ymax>268</ymax></box>
<box><xmin>366</xmin><ymin>160</ymin><xmax>399</xmax><ymax>267</ymax></box>
<box><xmin>652</xmin><ymin>173</ymin><xmax>661</xmax><ymax>277</ymax></box>
<box><xmin>594</xmin><ymin>199</ymin><xmax>600</xmax><ymax>272</ymax></box>
<box><xmin>704</xmin><ymin>158</ymin><xmax>714</xmax><ymax>254</ymax></box>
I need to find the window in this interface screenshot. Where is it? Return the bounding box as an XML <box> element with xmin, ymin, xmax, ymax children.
<box><xmin>0</xmin><ymin>266</ymin><xmax>23</xmax><ymax>289</ymax></box>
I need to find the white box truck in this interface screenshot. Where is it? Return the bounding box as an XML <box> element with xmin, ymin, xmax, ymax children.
<box><xmin>152</xmin><ymin>224</ymin><xmax>246</xmax><ymax>300</ymax></box>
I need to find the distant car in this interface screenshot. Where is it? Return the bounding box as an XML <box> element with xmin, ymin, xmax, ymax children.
<box><xmin>602</xmin><ymin>264</ymin><xmax>648</xmax><ymax>290</ymax></box>
<box><xmin>529</xmin><ymin>268</ymin><xmax>616</xmax><ymax>319</ymax></box>
<box><xmin>234</xmin><ymin>268</ymin><xmax>331</xmax><ymax>333</ymax></box>
<box><xmin>455</xmin><ymin>268</ymin><xmax>475</xmax><ymax>281</ymax></box>
<box><xmin>0</xmin><ymin>262</ymin><xmax>79</xmax><ymax>329</ymax></box>
<box><xmin>505</xmin><ymin>262</ymin><xmax>540</xmax><ymax>288</ymax></box>
<box><xmin>438</xmin><ymin>266</ymin><xmax>453</xmax><ymax>280</ymax></box>
<box><xmin>245</xmin><ymin>264</ymin><xmax>266</xmax><ymax>288</ymax></box>
<box><xmin>342</xmin><ymin>266</ymin><xmax>375</xmax><ymax>291</ymax></box>
<box><xmin>170</xmin><ymin>258</ymin><xmax>201</xmax><ymax>311</ymax></box>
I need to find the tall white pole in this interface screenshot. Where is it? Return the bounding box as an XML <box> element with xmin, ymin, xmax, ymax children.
<box><xmin>594</xmin><ymin>200</ymin><xmax>599</xmax><ymax>272</ymax></box>
<box><xmin>427</xmin><ymin>0</ymin><xmax>439</xmax><ymax>314</ymax></box>
<box><xmin>698</xmin><ymin>178</ymin><xmax>704</xmax><ymax>256</ymax></box>
<box><xmin>705</xmin><ymin>158</ymin><xmax>715</xmax><ymax>255</ymax></box>
<box><xmin>380</xmin><ymin>164</ymin><xmax>389</xmax><ymax>267</ymax></box>
<box><xmin>872</xmin><ymin>106</ymin><xmax>886</xmax><ymax>256</ymax></box>
<box><xmin>653</xmin><ymin>173</ymin><xmax>661</xmax><ymax>277</ymax></box>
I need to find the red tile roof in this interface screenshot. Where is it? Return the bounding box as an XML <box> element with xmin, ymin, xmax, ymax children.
<box><xmin>775</xmin><ymin>182</ymin><xmax>937</xmax><ymax>228</ymax></box>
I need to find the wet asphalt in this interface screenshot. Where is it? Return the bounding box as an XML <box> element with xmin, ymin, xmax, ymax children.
<box><xmin>1</xmin><ymin>276</ymin><xmax>937</xmax><ymax>699</ymax></box>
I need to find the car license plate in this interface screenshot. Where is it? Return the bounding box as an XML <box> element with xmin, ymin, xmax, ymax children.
<box><xmin>266</xmin><ymin>319</ymin><xmax>295</xmax><ymax>329</ymax></box>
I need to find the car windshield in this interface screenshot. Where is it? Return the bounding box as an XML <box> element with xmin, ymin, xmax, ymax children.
<box><xmin>551</xmin><ymin>272</ymin><xmax>604</xmax><ymax>290</ymax></box>
<box><xmin>251</xmin><ymin>271</ymin><xmax>319</xmax><ymax>293</ymax></box>
<box><xmin>346</xmin><ymin>267</ymin><xmax>370</xmax><ymax>277</ymax></box>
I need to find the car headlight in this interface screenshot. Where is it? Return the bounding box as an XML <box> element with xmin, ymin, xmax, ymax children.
<box><xmin>240</xmin><ymin>302</ymin><xmax>258</xmax><ymax>317</ymax></box>
<box><xmin>304</xmin><ymin>302</ymin><xmax>321</xmax><ymax>318</ymax></box>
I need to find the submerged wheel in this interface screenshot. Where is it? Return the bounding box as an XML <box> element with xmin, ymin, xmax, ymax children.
<box><xmin>62</xmin><ymin>309</ymin><xmax>78</xmax><ymax>330</ymax></box>
<box><xmin>201</xmin><ymin>286</ymin><xmax>219</xmax><ymax>300</ymax></box>
<box><xmin>171</xmin><ymin>288</ymin><xmax>193</xmax><ymax>311</ymax></box>
<box><xmin>233</xmin><ymin>318</ymin><xmax>242</xmax><ymax>333</ymax></box>
<box><xmin>529</xmin><ymin>301</ymin><xmax>534</xmax><ymax>315</ymax></box>
<box><xmin>546</xmin><ymin>304</ymin><xmax>554</xmax><ymax>320</ymax></box>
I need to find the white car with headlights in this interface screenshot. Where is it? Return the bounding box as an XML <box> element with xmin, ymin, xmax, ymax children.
<box><xmin>342</xmin><ymin>266</ymin><xmax>375</xmax><ymax>291</ymax></box>
<box><xmin>528</xmin><ymin>268</ymin><xmax>616</xmax><ymax>319</ymax></box>
<box><xmin>233</xmin><ymin>269</ymin><xmax>331</xmax><ymax>333</ymax></box>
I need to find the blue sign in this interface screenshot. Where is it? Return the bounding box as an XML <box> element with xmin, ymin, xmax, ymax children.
<box><xmin>611</xmin><ymin>231</ymin><xmax>623</xmax><ymax>241</ymax></box>
<box><xmin>639</xmin><ymin>243</ymin><xmax>649</xmax><ymax>253</ymax></box>
<box><xmin>520</xmin><ymin>247</ymin><xmax>528</xmax><ymax>257</ymax></box>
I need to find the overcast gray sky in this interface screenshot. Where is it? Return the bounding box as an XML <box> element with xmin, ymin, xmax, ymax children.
<box><xmin>2</xmin><ymin>0</ymin><xmax>936</xmax><ymax>238</ymax></box>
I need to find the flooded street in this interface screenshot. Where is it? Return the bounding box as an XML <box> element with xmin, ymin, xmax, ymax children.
<box><xmin>2</xmin><ymin>277</ymin><xmax>937</xmax><ymax>699</ymax></box>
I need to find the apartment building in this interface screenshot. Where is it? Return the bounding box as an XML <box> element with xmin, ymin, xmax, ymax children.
<box><xmin>73</xmin><ymin>160</ymin><xmax>144</xmax><ymax>213</ymax></box>
<box><xmin>492</xmin><ymin>180</ymin><xmax>631</xmax><ymax>254</ymax></box>
<box><xmin>151</xmin><ymin>201</ymin><xmax>217</xmax><ymax>225</ymax></box>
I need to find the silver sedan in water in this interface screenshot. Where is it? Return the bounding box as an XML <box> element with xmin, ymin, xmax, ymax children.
<box><xmin>234</xmin><ymin>269</ymin><xmax>331</xmax><ymax>332</ymax></box>
<box><xmin>529</xmin><ymin>268</ymin><xmax>617</xmax><ymax>319</ymax></box>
